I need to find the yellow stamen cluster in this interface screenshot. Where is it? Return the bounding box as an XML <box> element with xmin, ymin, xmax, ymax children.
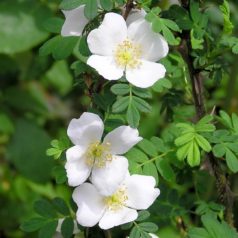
<box><xmin>104</xmin><ymin>187</ymin><xmax>128</xmax><ymax>211</ymax></box>
<box><xmin>86</xmin><ymin>141</ymin><xmax>112</xmax><ymax>168</ymax></box>
<box><xmin>114</xmin><ymin>39</ymin><xmax>142</xmax><ymax>69</ymax></box>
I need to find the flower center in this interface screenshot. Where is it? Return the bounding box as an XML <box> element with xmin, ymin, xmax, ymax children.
<box><xmin>114</xmin><ymin>39</ymin><xmax>142</xmax><ymax>69</ymax></box>
<box><xmin>104</xmin><ymin>186</ymin><xmax>128</xmax><ymax>211</ymax></box>
<box><xmin>86</xmin><ymin>141</ymin><xmax>112</xmax><ymax>168</ymax></box>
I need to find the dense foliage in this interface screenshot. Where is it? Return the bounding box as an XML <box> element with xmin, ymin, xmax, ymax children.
<box><xmin>1</xmin><ymin>0</ymin><xmax>238</xmax><ymax>237</ymax></box>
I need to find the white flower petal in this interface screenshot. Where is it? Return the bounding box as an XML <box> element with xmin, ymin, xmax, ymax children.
<box><xmin>103</xmin><ymin>126</ymin><xmax>142</xmax><ymax>155</ymax></box>
<box><xmin>99</xmin><ymin>207</ymin><xmax>138</xmax><ymax>230</ymax></box>
<box><xmin>128</xmin><ymin>19</ymin><xmax>169</xmax><ymax>62</ymax></box>
<box><xmin>91</xmin><ymin>155</ymin><xmax>128</xmax><ymax>196</ymax></box>
<box><xmin>125</xmin><ymin>175</ymin><xmax>160</xmax><ymax>210</ymax></box>
<box><xmin>65</xmin><ymin>156</ymin><xmax>91</xmax><ymax>187</ymax></box>
<box><xmin>73</xmin><ymin>183</ymin><xmax>106</xmax><ymax>227</ymax></box>
<box><xmin>66</xmin><ymin>145</ymin><xmax>86</xmax><ymax>162</ymax></box>
<box><xmin>87</xmin><ymin>13</ymin><xmax>127</xmax><ymax>56</ymax></box>
<box><xmin>149</xmin><ymin>234</ymin><xmax>159</xmax><ymax>238</ymax></box>
<box><xmin>67</xmin><ymin>112</ymin><xmax>104</xmax><ymax>147</ymax></box>
<box><xmin>61</xmin><ymin>6</ymin><xmax>88</xmax><ymax>36</ymax></box>
<box><xmin>126</xmin><ymin>9</ymin><xmax>146</xmax><ymax>26</ymax></box>
<box><xmin>126</xmin><ymin>60</ymin><xmax>166</xmax><ymax>88</ymax></box>
<box><xmin>87</xmin><ymin>55</ymin><xmax>123</xmax><ymax>80</ymax></box>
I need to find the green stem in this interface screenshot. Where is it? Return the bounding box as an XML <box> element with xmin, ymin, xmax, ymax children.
<box><xmin>104</xmin><ymin>230</ymin><xmax>112</xmax><ymax>238</ymax></box>
<box><xmin>137</xmin><ymin>149</ymin><xmax>174</xmax><ymax>168</ymax></box>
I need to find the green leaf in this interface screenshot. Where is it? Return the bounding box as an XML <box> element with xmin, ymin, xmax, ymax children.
<box><xmin>126</xmin><ymin>148</ymin><xmax>148</xmax><ymax>163</ymax></box>
<box><xmin>34</xmin><ymin>199</ymin><xmax>57</xmax><ymax>219</ymax></box>
<box><xmin>127</xmin><ymin>102</ymin><xmax>140</xmax><ymax>128</ymax></box>
<box><xmin>195</xmin><ymin>115</ymin><xmax>215</xmax><ymax>132</ymax></box>
<box><xmin>168</xmin><ymin>5</ymin><xmax>193</xmax><ymax>30</ymax></box>
<box><xmin>155</xmin><ymin>158</ymin><xmax>175</xmax><ymax>182</ymax></box>
<box><xmin>225</xmin><ymin>148</ymin><xmax>238</xmax><ymax>173</ymax></box>
<box><xmin>190</xmin><ymin>0</ymin><xmax>201</xmax><ymax>23</ymax></box>
<box><xmin>133</xmin><ymin>97</ymin><xmax>152</xmax><ymax>113</ymax></box>
<box><xmin>100</xmin><ymin>0</ymin><xmax>113</xmax><ymax>11</ymax></box>
<box><xmin>132</xmin><ymin>87</ymin><xmax>152</xmax><ymax>99</ymax></box>
<box><xmin>0</xmin><ymin>113</ymin><xmax>14</xmax><ymax>134</ymax></box>
<box><xmin>21</xmin><ymin>218</ymin><xmax>48</xmax><ymax>232</ymax></box>
<box><xmin>152</xmin><ymin>78</ymin><xmax>172</xmax><ymax>93</ymax></box>
<box><xmin>176</xmin><ymin>141</ymin><xmax>192</xmax><ymax>161</ymax></box>
<box><xmin>78</xmin><ymin>36</ymin><xmax>91</xmax><ymax>56</ymax></box>
<box><xmin>112</xmin><ymin>96</ymin><xmax>130</xmax><ymax>113</ymax></box>
<box><xmin>44</xmin><ymin>61</ymin><xmax>73</xmax><ymax>96</ymax></box>
<box><xmin>136</xmin><ymin>211</ymin><xmax>150</xmax><ymax>222</ymax></box>
<box><xmin>143</xmin><ymin>163</ymin><xmax>159</xmax><ymax>184</ymax></box>
<box><xmin>93</xmin><ymin>93</ymin><xmax>114</xmax><ymax>111</ymax></box>
<box><xmin>231</xmin><ymin>113</ymin><xmax>238</xmax><ymax>133</ymax></box>
<box><xmin>61</xmin><ymin>218</ymin><xmax>74</xmax><ymax>238</ymax></box>
<box><xmin>53</xmin><ymin>37</ymin><xmax>79</xmax><ymax>60</ymax></box>
<box><xmin>137</xmin><ymin>139</ymin><xmax>158</xmax><ymax>157</ymax></box>
<box><xmin>38</xmin><ymin>220</ymin><xmax>58</xmax><ymax>238</ymax></box>
<box><xmin>71</xmin><ymin>61</ymin><xmax>90</xmax><ymax>76</ymax></box>
<box><xmin>191</xmin><ymin>29</ymin><xmax>204</xmax><ymax>50</ymax></box>
<box><xmin>0</xmin><ymin>0</ymin><xmax>50</xmax><ymax>54</ymax></box>
<box><xmin>146</xmin><ymin>7</ymin><xmax>180</xmax><ymax>45</ymax></box>
<box><xmin>7</xmin><ymin>119</ymin><xmax>53</xmax><ymax>183</ymax></box>
<box><xmin>39</xmin><ymin>36</ymin><xmax>78</xmax><ymax>60</ymax></box>
<box><xmin>60</xmin><ymin>0</ymin><xmax>86</xmax><ymax>10</ymax></box>
<box><xmin>47</xmin><ymin>137</ymin><xmax>70</xmax><ymax>160</ymax></box>
<box><xmin>161</xmin><ymin>23</ymin><xmax>180</xmax><ymax>45</ymax></box>
<box><xmin>201</xmin><ymin>214</ymin><xmax>223</xmax><ymax>237</ymax></box>
<box><xmin>175</xmin><ymin>132</ymin><xmax>194</xmax><ymax>146</ymax></box>
<box><xmin>220</xmin><ymin>0</ymin><xmax>233</xmax><ymax>35</ymax></box>
<box><xmin>152</xmin><ymin>18</ymin><xmax>162</xmax><ymax>33</ymax></box>
<box><xmin>189</xmin><ymin>214</ymin><xmax>238</xmax><ymax>238</ymax></box>
<box><xmin>52</xmin><ymin>198</ymin><xmax>70</xmax><ymax>216</ymax></box>
<box><xmin>84</xmin><ymin>0</ymin><xmax>98</xmax><ymax>20</ymax></box>
<box><xmin>219</xmin><ymin>110</ymin><xmax>233</xmax><ymax>128</ymax></box>
<box><xmin>195</xmin><ymin>134</ymin><xmax>211</xmax><ymax>152</ymax></box>
<box><xmin>188</xmin><ymin>228</ymin><xmax>210</xmax><ymax>238</ymax></box>
<box><xmin>176</xmin><ymin>123</ymin><xmax>194</xmax><ymax>132</ymax></box>
<box><xmin>39</xmin><ymin>36</ymin><xmax>61</xmax><ymax>56</ymax></box>
<box><xmin>52</xmin><ymin>165</ymin><xmax>67</xmax><ymax>184</ymax></box>
<box><xmin>43</xmin><ymin>17</ymin><xmax>64</xmax><ymax>34</ymax></box>
<box><xmin>130</xmin><ymin>226</ymin><xmax>141</xmax><ymax>238</ymax></box>
<box><xmin>162</xmin><ymin>19</ymin><xmax>181</xmax><ymax>32</ymax></box>
<box><xmin>197</xmin><ymin>115</ymin><xmax>213</xmax><ymax>125</ymax></box>
<box><xmin>111</xmin><ymin>84</ymin><xmax>130</xmax><ymax>96</ymax></box>
<box><xmin>150</xmin><ymin>137</ymin><xmax>167</xmax><ymax>153</ymax></box>
<box><xmin>187</xmin><ymin>141</ymin><xmax>200</xmax><ymax>167</ymax></box>
<box><xmin>213</xmin><ymin>144</ymin><xmax>226</xmax><ymax>157</ymax></box>
<box><xmin>129</xmin><ymin>161</ymin><xmax>143</xmax><ymax>174</ymax></box>
<box><xmin>139</xmin><ymin>222</ymin><xmax>158</xmax><ymax>233</ymax></box>
<box><xmin>121</xmin><ymin>222</ymin><xmax>133</xmax><ymax>230</ymax></box>
<box><xmin>175</xmin><ymin>117</ymin><xmax>214</xmax><ymax>167</ymax></box>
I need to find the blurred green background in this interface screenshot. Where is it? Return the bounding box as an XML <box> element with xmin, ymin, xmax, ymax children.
<box><xmin>0</xmin><ymin>0</ymin><xmax>238</xmax><ymax>237</ymax></box>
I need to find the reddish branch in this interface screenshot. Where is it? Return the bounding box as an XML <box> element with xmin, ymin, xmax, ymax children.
<box><xmin>178</xmin><ymin>1</ymin><xmax>235</xmax><ymax>226</ymax></box>
<box><xmin>123</xmin><ymin>0</ymin><xmax>134</xmax><ymax>20</ymax></box>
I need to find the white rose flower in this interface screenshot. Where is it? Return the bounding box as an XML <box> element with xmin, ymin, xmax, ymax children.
<box><xmin>61</xmin><ymin>5</ymin><xmax>89</xmax><ymax>36</ymax></box>
<box><xmin>87</xmin><ymin>12</ymin><xmax>168</xmax><ymax>88</ymax></box>
<box><xmin>73</xmin><ymin>174</ymin><xmax>160</xmax><ymax>229</ymax></box>
<box><xmin>65</xmin><ymin>112</ymin><xmax>142</xmax><ymax>195</ymax></box>
<box><xmin>61</xmin><ymin>6</ymin><xmax>145</xmax><ymax>37</ymax></box>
